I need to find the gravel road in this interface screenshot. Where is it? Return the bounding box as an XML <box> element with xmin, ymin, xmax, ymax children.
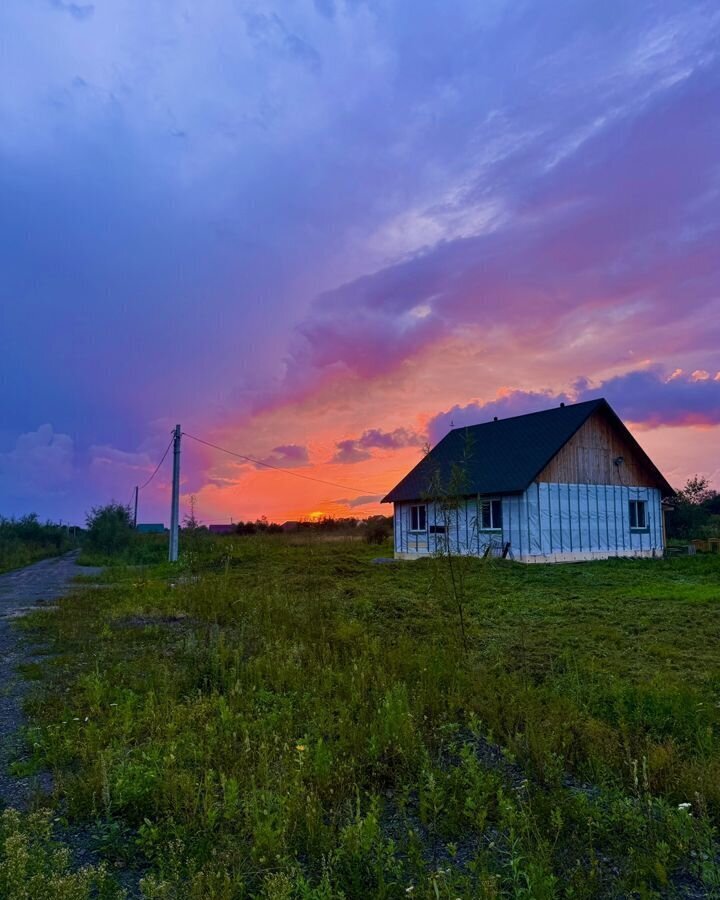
<box><xmin>0</xmin><ymin>552</ymin><xmax>101</xmax><ymax>810</ymax></box>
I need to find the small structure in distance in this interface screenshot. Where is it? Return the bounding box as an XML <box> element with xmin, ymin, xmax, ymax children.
<box><xmin>208</xmin><ymin>524</ymin><xmax>236</xmax><ymax>535</ymax></box>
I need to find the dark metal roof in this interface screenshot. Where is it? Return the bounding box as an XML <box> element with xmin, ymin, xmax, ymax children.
<box><xmin>382</xmin><ymin>398</ymin><xmax>673</xmax><ymax>503</ymax></box>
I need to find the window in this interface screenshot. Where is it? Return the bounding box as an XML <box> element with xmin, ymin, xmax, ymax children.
<box><xmin>480</xmin><ymin>499</ymin><xmax>502</xmax><ymax>530</ymax></box>
<box><xmin>410</xmin><ymin>504</ymin><xmax>427</xmax><ymax>532</ymax></box>
<box><xmin>429</xmin><ymin>524</ymin><xmax>446</xmax><ymax>534</ymax></box>
<box><xmin>629</xmin><ymin>499</ymin><xmax>648</xmax><ymax>530</ymax></box>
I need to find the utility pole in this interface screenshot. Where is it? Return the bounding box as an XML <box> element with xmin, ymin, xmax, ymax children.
<box><xmin>133</xmin><ymin>485</ymin><xmax>139</xmax><ymax>529</ymax></box>
<box><xmin>169</xmin><ymin>424</ymin><xmax>181</xmax><ymax>562</ymax></box>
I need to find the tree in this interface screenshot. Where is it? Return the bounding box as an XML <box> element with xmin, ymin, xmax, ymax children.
<box><xmin>85</xmin><ymin>502</ymin><xmax>133</xmax><ymax>555</ymax></box>
<box><xmin>666</xmin><ymin>476</ymin><xmax>720</xmax><ymax>540</ymax></box>
<box><xmin>183</xmin><ymin>495</ymin><xmax>201</xmax><ymax>531</ymax></box>
<box><xmin>676</xmin><ymin>475</ymin><xmax>716</xmax><ymax>506</ymax></box>
<box><xmin>364</xmin><ymin>516</ymin><xmax>392</xmax><ymax>545</ymax></box>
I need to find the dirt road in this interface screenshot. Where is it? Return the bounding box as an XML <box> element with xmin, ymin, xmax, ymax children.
<box><xmin>0</xmin><ymin>552</ymin><xmax>101</xmax><ymax>810</ymax></box>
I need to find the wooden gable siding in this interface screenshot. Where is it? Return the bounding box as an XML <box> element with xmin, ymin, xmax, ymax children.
<box><xmin>537</xmin><ymin>409</ymin><xmax>660</xmax><ymax>487</ymax></box>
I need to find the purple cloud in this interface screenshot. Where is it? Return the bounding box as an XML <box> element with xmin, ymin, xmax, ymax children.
<box><xmin>278</xmin><ymin>51</ymin><xmax>720</xmax><ymax>396</ymax></box>
<box><xmin>332</xmin><ymin>427</ymin><xmax>423</xmax><ymax>464</ymax></box>
<box><xmin>332</xmin><ymin>494</ymin><xmax>383</xmax><ymax>509</ymax></box>
<box><xmin>2</xmin><ymin>0</ymin><xmax>720</xmax><ymax>521</ymax></box>
<box><xmin>427</xmin><ymin>369</ymin><xmax>720</xmax><ymax>443</ymax></box>
<box><xmin>254</xmin><ymin>444</ymin><xmax>309</xmax><ymax>469</ymax></box>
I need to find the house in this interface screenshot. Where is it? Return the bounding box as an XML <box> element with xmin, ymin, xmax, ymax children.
<box><xmin>382</xmin><ymin>398</ymin><xmax>674</xmax><ymax>563</ymax></box>
<box><xmin>136</xmin><ymin>523</ymin><xmax>166</xmax><ymax>534</ymax></box>
<box><xmin>280</xmin><ymin>521</ymin><xmax>301</xmax><ymax>532</ymax></box>
<box><xmin>208</xmin><ymin>524</ymin><xmax>236</xmax><ymax>535</ymax></box>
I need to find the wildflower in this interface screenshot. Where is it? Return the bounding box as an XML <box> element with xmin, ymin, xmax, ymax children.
<box><xmin>296</xmin><ymin>744</ymin><xmax>306</xmax><ymax>752</ymax></box>
<box><xmin>405</xmin><ymin>887</ymin><xmax>414</xmax><ymax>894</ymax></box>
<box><xmin>678</xmin><ymin>802</ymin><xmax>692</xmax><ymax>811</ymax></box>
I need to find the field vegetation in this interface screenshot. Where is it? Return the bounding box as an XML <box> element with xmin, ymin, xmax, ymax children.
<box><xmin>0</xmin><ymin>515</ymin><xmax>73</xmax><ymax>574</ymax></box>
<box><xmin>4</xmin><ymin>532</ymin><xmax>720</xmax><ymax>898</ymax></box>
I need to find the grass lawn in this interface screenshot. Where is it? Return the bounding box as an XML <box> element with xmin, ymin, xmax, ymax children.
<box><xmin>5</xmin><ymin>537</ymin><xmax>720</xmax><ymax>898</ymax></box>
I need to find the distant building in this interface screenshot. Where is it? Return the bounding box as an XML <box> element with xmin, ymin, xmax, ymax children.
<box><xmin>208</xmin><ymin>524</ymin><xmax>236</xmax><ymax>535</ymax></box>
<box><xmin>136</xmin><ymin>523</ymin><xmax>166</xmax><ymax>534</ymax></box>
<box><xmin>280</xmin><ymin>521</ymin><xmax>301</xmax><ymax>532</ymax></box>
<box><xmin>383</xmin><ymin>398</ymin><xmax>674</xmax><ymax>564</ymax></box>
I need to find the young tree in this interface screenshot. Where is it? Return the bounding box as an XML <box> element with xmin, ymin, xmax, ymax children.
<box><xmin>85</xmin><ymin>502</ymin><xmax>133</xmax><ymax>555</ymax></box>
<box><xmin>183</xmin><ymin>494</ymin><xmax>201</xmax><ymax>530</ymax></box>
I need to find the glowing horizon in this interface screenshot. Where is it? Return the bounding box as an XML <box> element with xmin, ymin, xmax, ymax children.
<box><xmin>1</xmin><ymin>1</ymin><xmax>719</xmax><ymax>525</ymax></box>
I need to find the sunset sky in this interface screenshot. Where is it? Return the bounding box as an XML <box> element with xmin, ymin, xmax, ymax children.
<box><xmin>1</xmin><ymin>0</ymin><xmax>719</xmax><ymax>526</ymax></box>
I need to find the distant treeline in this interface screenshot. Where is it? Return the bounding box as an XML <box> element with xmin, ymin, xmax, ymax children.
<box><xmin>200</xmin><ymin>515</ymin><xmax>389</xmax><ymax>535</ymax></box>
<box><xmin>0</xmin><ymin>514</ymin><xmax>73</xmax><ymax>573</ymax></box>
<box><xmin>187</xmin><ymin>514</ymin><xmax>393</xmax><ymax>544</ymax></box>
<box><xmin>666</xmin><ymin>476</ymin><xmax>720</xmax><ymax>540</ymax></box>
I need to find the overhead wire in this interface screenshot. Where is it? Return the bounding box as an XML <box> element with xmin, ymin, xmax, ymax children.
<box><xmin>138</xmin><ymin>434</ymin><xmax>174</xmax><ymax>491</ymax></box>
<box><xmin>182</xmin><ymin>431</ymin><xmax>383</xmax><ymax>496</ymax></box>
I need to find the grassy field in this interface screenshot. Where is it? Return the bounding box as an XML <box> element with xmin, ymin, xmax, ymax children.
<box><xmin>0</xmin><ymin>517</ymin><xmax>73</xmax><ymax>574</ymax></box>
<box><xmin>4</xmin><ymin>537</ymin><xmax>720</xmax><ymax>898</ymax></box>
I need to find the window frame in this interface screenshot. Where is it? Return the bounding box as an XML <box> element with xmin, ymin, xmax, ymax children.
<box><xmin>479</xmin><ymin>498</ymin><xmax>503</xmax><ymax>532</ymax></box>
<box><xmin>629</xmin><ymin>498</ymin><xmax>649</xmax><ymax>532</ymax></box>
<box><xmin>409</xmin><ymin>503</ymin><xmax>427</xmax><ymax>533</ymax></box>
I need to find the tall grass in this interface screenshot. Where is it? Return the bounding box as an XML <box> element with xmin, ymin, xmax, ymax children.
<box><xmin>15</xmin><ymin>538</ymin><xmax>720</xmax><ymax>897</ymax></box>
<box><xmin>0</xmin><ymin>515</ymin><xmax>72</xmax><ymax>574</ymax></box>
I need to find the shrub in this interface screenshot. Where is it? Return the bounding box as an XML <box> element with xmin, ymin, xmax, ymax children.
<box><xmin>84</xmin><ymin>502</ymin><xmax>133</xmax><ymax>556</ymax></box>
<box><xmin>364</xmin><ymin>516</ymin><xmax>392</xmax><ymax>545</ymax></box>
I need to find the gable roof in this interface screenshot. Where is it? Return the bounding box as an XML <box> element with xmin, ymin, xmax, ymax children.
<box><xmin>382</xmin><ymin>398</ymin><xmax>674</xmax><ymax>503</ymax></box>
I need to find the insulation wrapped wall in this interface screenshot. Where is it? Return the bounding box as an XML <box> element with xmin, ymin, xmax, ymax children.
<box><xmin>522</xmin><ymin>483</ymin><xmax>663</xmax><ymax>559</ymax></box>
<box><xmin>394</xmin><ymin>483</ymin><xmax>664</xmax><ymax>560</ymax></box>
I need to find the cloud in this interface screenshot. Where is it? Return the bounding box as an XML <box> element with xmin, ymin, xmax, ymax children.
<box><xmin>274</xmin><ymin>47</ymin><xmax>720</xmax><ymax>403</ymax></box>
<box><xmin>0</xmin><ymin>424</ymin><xmax>74</xmax><ymax>497</ymax></box>
<box><xmin>254</xmin><ymin>444</ymin><xmax>309</xmax><ymax>469</ymax></box>
<box><xmin>583</xmin><ymin>368</ymin><xmax>720</xmax><ymax>428</ymax></box>
<box><xmin>427</xmin><ymin>368</ymin><xmax>720</xmax><ymax>442</ymax></box>
<box><xmin>332</xmin><ymin>427</ymin><xmax>423</xmax><ymax>463</ymax></box>
<box><xmin>244</xmin><ymin>11</ymin><xmax>323</xmax><ymax>74</ymax></box>
<box><xmin>2</xmin><ymin>0</ymin><xmax>720</xmax><ymax>520</ymax></box>
<box><xmin>89</xmin><ymin>445</ymin><xmax>154</xmax><ymax>471</ymax></box>
<box><xmin>332</xmin><ymin>494</ymin><xmax>384</xmax><ymax>509</ymax></box>
<box><xmin>50</xmin><ymin>0</ymin><xmax>94</xmax><ymax>21</ymax></box>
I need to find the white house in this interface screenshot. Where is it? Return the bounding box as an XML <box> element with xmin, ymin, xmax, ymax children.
<box><xmin>382</xmin><ymin>398</ymin><xmax>674</xmax><ymax>563</ymax></box>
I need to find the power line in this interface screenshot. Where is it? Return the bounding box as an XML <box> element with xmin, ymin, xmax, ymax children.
<box><xmin>182</xmin><ymin>431</ymin><xmax>382</xmax><ymax>496</ymax></box>
<box><xmin>138</xmin><ymin>434</ymin><xmax>174</xmax><ymax>491</ymax></box>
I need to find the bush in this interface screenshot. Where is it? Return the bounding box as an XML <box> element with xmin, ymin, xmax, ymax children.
<box><xmin>84</xmin><ymin>503</ymin><xmax>133</xmax><ymax>557</ymax></box>
<box><xmin>364</xmin><ymin>516</ymin><xmax>392</xmax><ymax>545</ymax></box>
<box><xmin>0</xmin><ymin>514</ymin><xmax>70</xmax><ymax>573</ymax></box>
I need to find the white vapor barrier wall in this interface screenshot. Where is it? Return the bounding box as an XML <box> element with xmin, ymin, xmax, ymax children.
<box><xmin>395</xmin><ymin>484</ymin><xmax>663</xmax><ymax>559</ymax></box>
<box><xmin>395</xmin><ymin>499</ymin><xmax>505</xmax><ymax>556</ymax></box>
<box><xmin>522</xmin><ymin>483</ymin><xmax>663</xmax><ymax>558</ymax></box>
